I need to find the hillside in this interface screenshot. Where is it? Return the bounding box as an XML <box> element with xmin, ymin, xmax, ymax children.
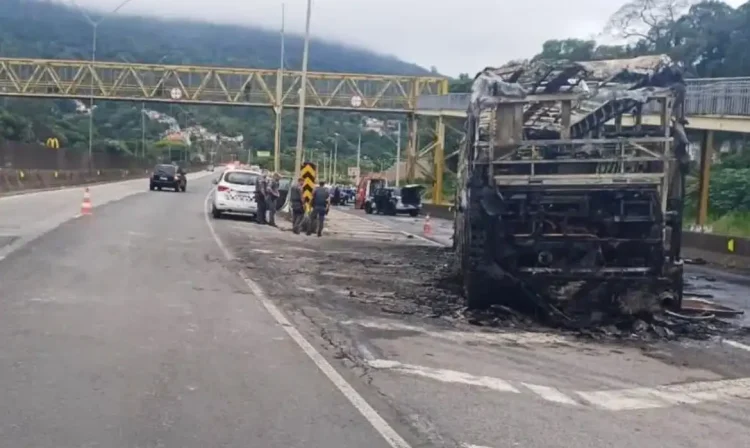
<box><xmin>0</xmin><ymin>0</ymin><xmax>432</xmax><ymax>172</ymax></box>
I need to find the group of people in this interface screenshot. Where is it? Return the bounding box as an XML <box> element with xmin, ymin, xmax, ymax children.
<box><xmin>253</xmin><ymin>171</ymin><xmax>281</xmax><ymax>226</ymax></box>
<box><xmin>289</xmin><ymin>177</ymin><xmax>330</xmax><ymax>237</ymax></box>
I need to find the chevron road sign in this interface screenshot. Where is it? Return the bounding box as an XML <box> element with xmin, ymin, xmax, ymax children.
<box><xmin>301</xmin><ymin>162</ymin><xmax>317</xmax><ymax>210</ymax></box>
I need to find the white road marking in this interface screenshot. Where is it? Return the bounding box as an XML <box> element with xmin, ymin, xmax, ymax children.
<box><xmin>368</xmin><ymin>359</ymin><xmax>520</xmax><ymax>394</ymax></box>
<box><xmin>203</xmin><ymin>190</ymin><xmax>412</xmax><ymax>448</ymax></box>
<box><xmin>521</xmin><ymin>383</ymin><xmax>579</xmax><ymax>406</ymax></box>
<box><xmin>724</xmin><ymin>339</ymin><xmax>750</xmax><ymax>352</ymax></box>
<box><xmin>368</xmin><ymin>353</ymin><xmax>750</xmax><ymax>412</ymax></box>
<box><xmin>461</xmin><ymin>444</ymin><xmax>495</xmax><ymax>448</ymax></box>
<box><xmin>335</xmin><ymin>210</ymin><xmax>443</xmax><ymax>247</ymax></box>
<box><xmin>576</xmin><ymin>377</ymin><xmax>750</xmax><ymax>411</ymax></box>
<box><xmin>341</xmin><ymin>319</ymin><xmax>571</xmax><ymax>346</ymax></box>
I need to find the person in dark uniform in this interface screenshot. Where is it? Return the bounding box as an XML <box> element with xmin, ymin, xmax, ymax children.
<box><xmin>255</xmin><ymin>172</ymin><xmax>267</xmax><ymax>224</ymax></box>
<box><xmin>307</xmin><ymin>180</ymin><xmax>329</xmax><ymax>237</ymax></box>
<box><xmin>266</xmin><ymin>172</ymin><xmax>281</xmax><ymax>226</ymax></box>
<box><xmin>289</xmin><ymin>177</ymin><xmax>305</xmax><ymax>234</ymax></box>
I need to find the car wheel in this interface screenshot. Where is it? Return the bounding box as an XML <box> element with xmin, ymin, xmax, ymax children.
<box><xmin>149</xmin><ymin>183</ymin><xmax>155</xmax><ymax>191</ymax></box>
<box><xmin>409</xmin><ymin>210</ymin><xmax>419</xmax><ymax>217</ymax></box>
<box><xmin>364</xmin><ymin>203</ymin><xmax>373</xmax><ymax>214</ymax></box>
<box><xmin>212</xmin><ymin>205</ymin><xmax>222</xmax><ymax>219</ymax></box>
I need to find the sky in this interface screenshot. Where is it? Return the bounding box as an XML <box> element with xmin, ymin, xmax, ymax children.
<box><xmin>64</xmin><ymin>0</ymin><xmax>748</xmax><ymax>77</ymax></box>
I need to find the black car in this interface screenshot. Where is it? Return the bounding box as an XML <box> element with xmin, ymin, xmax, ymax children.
<box><xmin>364</xmin><ymin>185</ymin><xmax>423</xmax><ymax>216</ymax></box>
<box><xmin>150</xmin><ymin>163</ymin><xmax>186</xmax><ymax>192</ymax></box>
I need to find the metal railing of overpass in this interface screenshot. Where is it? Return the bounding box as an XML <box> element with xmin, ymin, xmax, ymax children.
<box><xmin>0</xmin><ymin>57</ymin><xmax>448</xmax><ymax>113</ymax></box>
<box><xmin>416</xmin><ymin>77</ymin><xmax>750</xmax><ymax>117</ymax></box>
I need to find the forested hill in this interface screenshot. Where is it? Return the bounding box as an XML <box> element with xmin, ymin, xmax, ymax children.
<box><xmin>0</xmin><ymin>0</ymin><xmax>428</xmax><ymax>75</ymax></box>
<box><xmin>0</xmin><ymin>0</ymin><xmax>438</xmax><ymax>169</ymax></box>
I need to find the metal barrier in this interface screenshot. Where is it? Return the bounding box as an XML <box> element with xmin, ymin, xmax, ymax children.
<box><xmin>419</xmin><ymin>203</ymin><xmax>750</xmax><ymax>261</ymax></box>
<box><xmin>416</xmin><ymin>78</ymin><xmax>750</xmax><ymax>116</ymax></box>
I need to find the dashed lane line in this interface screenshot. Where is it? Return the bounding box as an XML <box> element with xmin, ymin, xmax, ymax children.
<box><xmin>724</xmin><ymin>339</ymin><xmax>750</xmax><ymax>352</ymax></box>
<box><xmin>366</xmin><ymin>358</ymin><xmax>750</xmax><ymax>411</ymax></box>
<box><xmin>334</xmin><ymin>210</ymin><xmax>443</xmax><ymax>247</ymax></box>
<box><xmin>341</xmin><ymin>319</ymin><xmax>572</xmax><ymax>346</ymax></box>
<box><xmin>203</xmin><ymin>189</ymin><xmax>413</xmax><ymax>448</ymax></box>
<box><xmin>576</xmin><ymin>377</ymin><xmax>750</xmax><ymax>411</ymax></box>
<box><xmin>368</xmin><ymin>360</ymin><xmax>520</xmax><ymax>394</ymax></box>
<box><xmin>520</xmin><ymin>383</ymin><xmax>580</xmax><ymax>406</ymax></box>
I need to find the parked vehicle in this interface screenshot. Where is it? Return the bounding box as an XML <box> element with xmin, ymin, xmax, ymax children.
<box><xmin>210</xmin><ymin>168</ymin><xmax>261</xmax><ymax>219</ymax></box>
<box><xmin>364</xmin><ymin>185</ymin><xmax>424</xmax><ymax>216</ymax></box>
<box><xmin>150</xmin><ymin>163</ymin><xmax>186</xmax><ymax>192</ymax></box>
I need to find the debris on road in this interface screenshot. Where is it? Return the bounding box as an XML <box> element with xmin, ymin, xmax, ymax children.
<box><xmin>223</xmin><ymin>223</ymin><xmax>749</xmax><ymax>344</ymax></box>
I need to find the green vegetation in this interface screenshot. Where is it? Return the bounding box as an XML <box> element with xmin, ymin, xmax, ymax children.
<box><xmin>0</xmin><ymin>0</ymin><xmax>433</xmax><ymax>172</ymax></box>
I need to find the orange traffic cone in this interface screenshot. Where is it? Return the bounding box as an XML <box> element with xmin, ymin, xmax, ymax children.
<box><xmin>423</xmin><ymin>214</ymin><xmax>432</xmax><ymax>236</ymax></box>
<box><xmin>80</xmin><ymin>187</ymin><xmax>92</xmax><ymax>215</ymax></box>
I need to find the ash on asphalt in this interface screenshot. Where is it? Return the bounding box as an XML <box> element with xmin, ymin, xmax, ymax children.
<box><xmin>222</xmin><ymin>222</ymin><xmax>749</xmax><ymax>345</ymax></box>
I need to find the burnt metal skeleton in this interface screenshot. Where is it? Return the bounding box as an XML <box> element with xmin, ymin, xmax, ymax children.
<box><xmin>453</xmin><ymin>55</ymin><xmax>690</xmax><ymax>321</ymax></box>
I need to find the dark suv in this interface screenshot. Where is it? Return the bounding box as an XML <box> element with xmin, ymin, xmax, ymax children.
<box><xmin>150</xmin><ymin>164</ymin><xmax>186</xmax><ymax>192</ymax></box>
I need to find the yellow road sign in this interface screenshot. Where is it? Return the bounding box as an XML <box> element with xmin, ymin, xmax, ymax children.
<box><xmin>46</xmin><ymin>137</ymin><xmax>59</xmax><ymax>149</ymax></box>
<box><xmin>301</xmin><ymin>162</ymin><xmax>317</xmax><ymax>207</ymax></box>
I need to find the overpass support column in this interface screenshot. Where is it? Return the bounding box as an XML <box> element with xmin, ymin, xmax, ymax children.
<box><xmin>432</xmin><ymin>115</ymin><xmax>445</xmax><ymax>204</ymax></box>
<box><xmin>273</xmin><ymin>107</ymin><xmax>282</xmax><ymax>172</ymax></box>
<box><xmin>406</xmin><ymin>114</ymin><xmax>418</xmax><ymax>182</ymax></box>
<box><xmin>696</xmin><ymin>130</ymin><xmax>714</xmax><ymax>227</ymax></box>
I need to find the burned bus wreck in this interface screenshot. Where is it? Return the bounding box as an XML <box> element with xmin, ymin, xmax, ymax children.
<box><xmin>453</xmin><ymin>55</ymin><xmax>690</xmax><ymax>320</ymax></box>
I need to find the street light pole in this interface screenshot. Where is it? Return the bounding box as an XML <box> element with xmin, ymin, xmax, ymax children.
<box><xmin>141</xmin><ymin>102</ymin><xmax>146</xmax><ymax>158</ymax></box>
<box><xmin>328</xmin><ymin>148</ymin><xmax>333</xmax><ymax>183</ymax></box>
<box><xmin>395</xmin><ymin>121</ymin><xmax>402</xmax><ymax>186</ymax></box>
<box><xmin>273</xmin><ymin>3</ymin><xmax>285</xmax><ymax>173</ymax></box>
<box><xmin>73</xmin><ymin>0</ymin><xmax>135</xmax><ymax>171</ymax></box>
<box><xmin>292</xmin><ymin>0</ymin><xmax>313</xmax><ymax>183</ymax></box>
<box><xmin>356</xmin><ymin>130</ymin><xmax>361</xmax><ymax>187</ymax></box>
<box><xmin>333</xmin><ymin>135</ymin><xmax>338</xmax><ymax>185</ymax></box>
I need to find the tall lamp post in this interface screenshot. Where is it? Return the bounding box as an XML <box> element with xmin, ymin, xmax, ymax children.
<box><xmin>120</xmin><ymin>53</ymin><xmax>168</xmax><ymax>159</ymax></box>
<box><xmin>73</xmin><ymin>0</ymin><xmax>136</xmax><ymax>171</ymax></box>
<box><xmin>292</xmin><ymin>0</ymin><xmax>313</xmax><ymax>183</ymax></box>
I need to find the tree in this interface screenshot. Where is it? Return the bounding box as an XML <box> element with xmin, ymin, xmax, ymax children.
<box><xmin>604</xmin><ymin>0</ymin><xmax>697</xmax><ymax>51</ymax></box>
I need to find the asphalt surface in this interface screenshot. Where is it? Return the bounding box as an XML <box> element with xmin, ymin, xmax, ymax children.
<box><xmin>3</xmin><ymin>176</ymin><xmax>750</xmax><ymax>448</ymax></box>
<box><xmin>222</xmin><ymin>204</ymin><xmax>749</xmax><ymax>448</ymax></box>
<box><xmin>0</xmin><ymin>174</ymin><xmax>404</xmax><ymax>448</ymax></box>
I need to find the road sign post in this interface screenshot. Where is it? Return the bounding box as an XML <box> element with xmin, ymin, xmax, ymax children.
<box><xmin>301</xmin><ymin>161</ymin><xmax>317</xmax><ymax>212</ymax></box>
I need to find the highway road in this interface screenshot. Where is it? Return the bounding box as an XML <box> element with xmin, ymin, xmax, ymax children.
<box><xmin>1</xmin><ymin>175</ymin><xmax>749</xmax><ymax>447</ymax></box>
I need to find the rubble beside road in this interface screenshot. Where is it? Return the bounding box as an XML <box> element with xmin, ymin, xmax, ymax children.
<box><xmin>220</xmin><ymin>222</ymin><xmax>749</xmax><ymax>345</ymax></box>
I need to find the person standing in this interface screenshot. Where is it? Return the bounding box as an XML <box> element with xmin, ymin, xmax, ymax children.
<box><xmin>307</xmin><ymin>180</ymin><xmax>330</xmax><ymax>237</ymax></box>
<box><xmin>266</xmin><ymin>172</ymin><xmax>281</xmax><ymax>226</ymax></box>
<box><xmin>289</xmin><ymin>177</ymin><xmax>305</xmax><ymax>234</ymax></box>
<box><xmin>255</xmin><ymin>172</ymin><xmax>267</xmax><ymax>224</ymax></box>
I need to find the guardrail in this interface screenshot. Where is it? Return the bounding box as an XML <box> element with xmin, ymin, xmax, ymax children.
<box><xmin>417</xmin><ymin>77</ymin><xmax>750</xmax><ymax>117</ymax></box>
<box><xmin>419</xmin><ymin>203</ymin><xmax>750</xmax><ymax>267</ymax></box>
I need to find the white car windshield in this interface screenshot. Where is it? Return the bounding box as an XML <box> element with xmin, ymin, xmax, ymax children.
<box><xmin>224</xmin><ymin>171</ymin><xmax>259</xmax><ymax>185</ymax></box>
